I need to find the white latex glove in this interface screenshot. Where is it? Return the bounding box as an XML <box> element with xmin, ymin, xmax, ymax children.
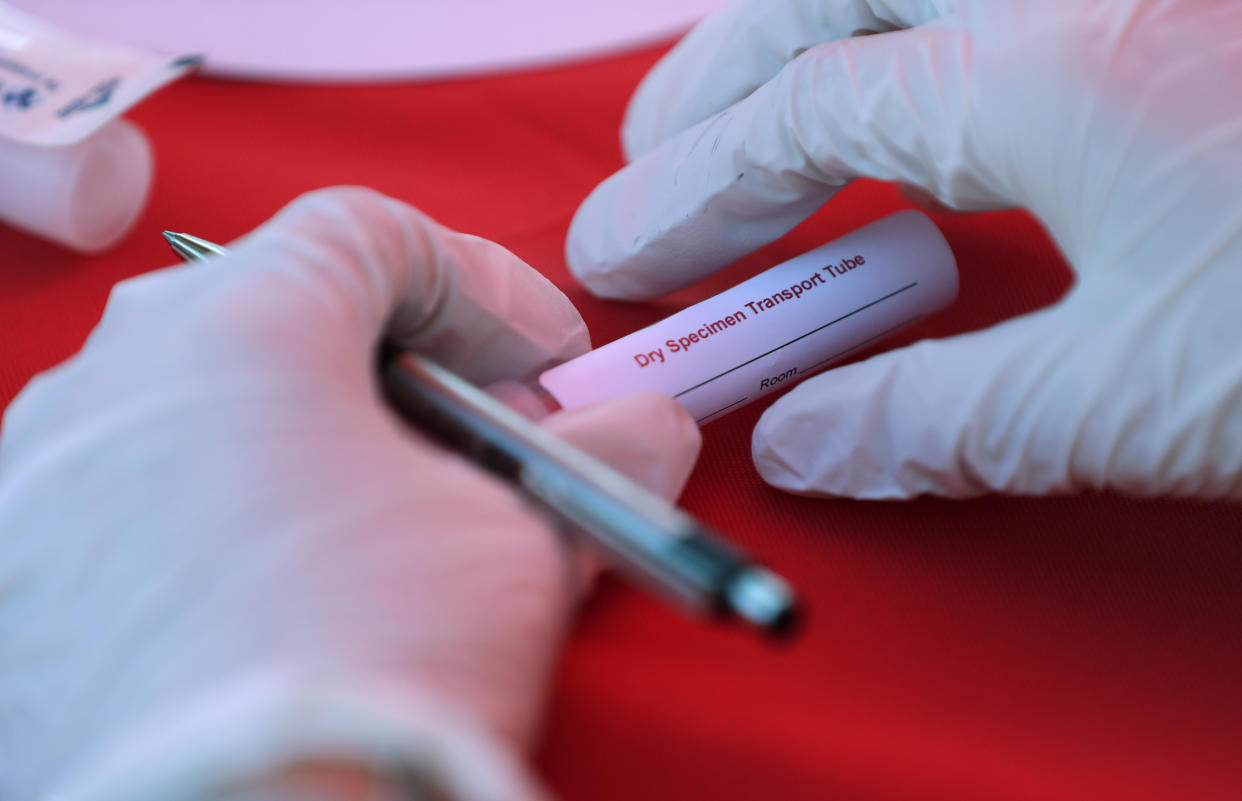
<box><xmin>0</xmin><ymin>187</ymin><xmax>701</xmax><ymax>801</ymax></box>
<box><xmin>567</xmin><ymin>0</ymin><xmax>1242</xmax><ymax>499</ymax></box>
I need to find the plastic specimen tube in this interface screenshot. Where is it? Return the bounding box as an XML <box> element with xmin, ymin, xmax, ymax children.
<box><xmin>0</xmin><ymin>119</ymin><xmax>152</xmax><ymax>252</ymax></box>
<box><xmin>499</xmin><ymin>210</ymin><xmax>958</xmax><ymax>424</ymax></box>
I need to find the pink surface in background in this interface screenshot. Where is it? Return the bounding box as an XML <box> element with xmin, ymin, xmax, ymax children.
<box><xmin>10</xmin><ymin>0</ymin><xmax>725</xmax><ymax>81</ymax></box>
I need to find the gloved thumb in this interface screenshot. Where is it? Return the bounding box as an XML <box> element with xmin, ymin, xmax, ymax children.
<box><xmin>752</xmin><ymin>297</ymin><xmax>1093</xmax><ymax>499</ymax></box>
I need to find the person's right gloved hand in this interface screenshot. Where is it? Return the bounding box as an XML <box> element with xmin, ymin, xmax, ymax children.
<box><xmin>567</xmin><ymin>0</ymin><xmax>1242</xmax><ymax>499</ymax></box>
<box><xmin>0</xmin><ymin>187</ymin><xmax>700</xmax><ymax>801</ymax></box>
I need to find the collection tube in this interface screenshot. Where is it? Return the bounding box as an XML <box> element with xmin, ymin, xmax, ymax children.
<box><xmin>0</xmin><ymin>119</ymin><xmax>152</xmax><ymax>252</ymax></box>
<box><xmin>495</xmin><ymin>210</ymin><xmax>959</xmax><ymax>424</ymax></box>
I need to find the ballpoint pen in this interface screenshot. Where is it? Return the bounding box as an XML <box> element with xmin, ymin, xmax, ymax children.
<box><xmin>162</xmin><ymin>230</ymin><xmax>801</xmax><ymax>637</ymax></box>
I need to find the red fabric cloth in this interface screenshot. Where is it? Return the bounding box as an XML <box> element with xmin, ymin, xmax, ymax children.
<box><xmin>2</xmin><ymin>44</ymin><xmax>1240</xmax><ymax>801</ymax></box>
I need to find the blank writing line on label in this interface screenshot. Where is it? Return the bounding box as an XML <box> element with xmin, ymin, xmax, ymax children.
<box><xmin>695</xmin><ymin>397</ymin><xmax>750</xmax><ymax>423</ymax></box>
<box><xmin>674</xmin><ymin>282</ymin><xmax>918</xmax><ymax>400</ymax></box>
<box><xmin>802</xmin><ymin>314</ymin><xmax>925</xmax><ymax>374</ymax></box>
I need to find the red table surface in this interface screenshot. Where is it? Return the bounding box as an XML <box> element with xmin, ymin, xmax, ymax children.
<box><xmin>2</xmin><ymin>43</ymin><xmax>1241</xmax><ymax>801</ymax></box>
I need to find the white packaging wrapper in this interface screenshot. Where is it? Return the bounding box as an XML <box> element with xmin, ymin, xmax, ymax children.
<box><xmin>0</xmin><ymin>2</ymin><xmax>195</xmax><ymax>251</ymax></box>
<box><xmin>0</xmin><ymin>2</ymin><xmax>197</xmax><ymax>147</ymax></box>
<box><xmin>539</xmin><ymin>211</ymin><xmax>958</xmax><ymax>424</ymax></box>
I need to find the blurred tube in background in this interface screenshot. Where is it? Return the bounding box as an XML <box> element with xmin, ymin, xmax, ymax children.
<box><xmin>0</xmin><ymin>118</ymin><xmax>152</xmax><ymax>253</ymax></box>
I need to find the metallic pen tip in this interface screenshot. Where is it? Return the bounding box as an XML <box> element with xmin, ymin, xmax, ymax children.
<box><xmin>161</xmin><ymin>231</ymin><xmax>225</xmax><ymax>263</ymax></box>
<box><xmin>726</xmin><ymin>567</ymin><xmax>802</xmax><ymax>640</ymax></box>
<box><xmin>162</xmin><ymin>231</ymin><xmax>198</xmax><ymax>263</ymax></box>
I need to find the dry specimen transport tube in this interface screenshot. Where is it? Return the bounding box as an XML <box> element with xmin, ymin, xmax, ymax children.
<box><xmin>538</xmin><ymin>210</ymin><xmax>958</xmax><ymax>424</ymax></box>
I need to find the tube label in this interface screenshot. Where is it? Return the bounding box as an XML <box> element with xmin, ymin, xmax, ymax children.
<box><xmin>539</xmin><ymin>211</ymin><xmax>959</xmax><ymax>424</ymax></box>
<box><xmin>0</xmin><ymin>3</ymin><xmax>198</xmax><ymax>146</ymax></box>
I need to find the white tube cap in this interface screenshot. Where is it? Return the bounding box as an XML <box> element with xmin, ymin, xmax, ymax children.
<box><xmin>0</xmin><ymin>118</ymin><xmax>153</xmax><ymax>253</ymax></box>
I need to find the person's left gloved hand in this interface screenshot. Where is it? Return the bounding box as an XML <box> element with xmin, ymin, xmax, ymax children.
<box><xmin>0</xmin><ymin>187</ymin><xmax>701</xmax><ymax>801</ymax></box>
<box><xmin>567</xmin><ymin>0</ymin><xmax>1242</xmax><ymax>501</ymax></box>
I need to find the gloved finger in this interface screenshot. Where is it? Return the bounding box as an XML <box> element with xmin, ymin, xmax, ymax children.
<box><xmin>751</xmin><ymin>300</ymin><xmax>1078</xmax><ymax>499</ymax></box>
<box><xmin>752</xmin><ymin>284</ymin><xmax>1242</xmax><ymax>500</ymax></box>
<box><xmin>568</xmin><ymin>24</ymin><xmax>1012</xmax><ymax>301</ymax></box>
<box><xmin>226</xmin><ymin>186</ymin><xmax>590</xmax><ymax>386</ymax></box>
<box><xmin>624</xmin><ymin>0</ymin><xmax>953</xmax><ymax>159</ymax></box>
<box><xmin>898</xmin><ymin>182</ymin><xmax>966</xmax><ymax>215</ymax></box>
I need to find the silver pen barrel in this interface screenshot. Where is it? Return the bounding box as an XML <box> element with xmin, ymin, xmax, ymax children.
<box><xmin>384</xmin><ymin>351</ymin><xmax>798</xmax><ymax>633</ymax></box>
<box><xmin>163</xmin><ymin>230</ymin><xmax>801</xmax><ymax>637</ymax></box>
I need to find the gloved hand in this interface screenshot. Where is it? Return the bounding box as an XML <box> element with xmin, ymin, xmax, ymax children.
<box><xmin>567</xmin><ymin>0</ymin><xmax>1242</xmax><ymax>499</ymax></box>
<box><xmin>0</xmin><ymin>187</ymin><xmax>701</xmax><ymax>801</ymax></box>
